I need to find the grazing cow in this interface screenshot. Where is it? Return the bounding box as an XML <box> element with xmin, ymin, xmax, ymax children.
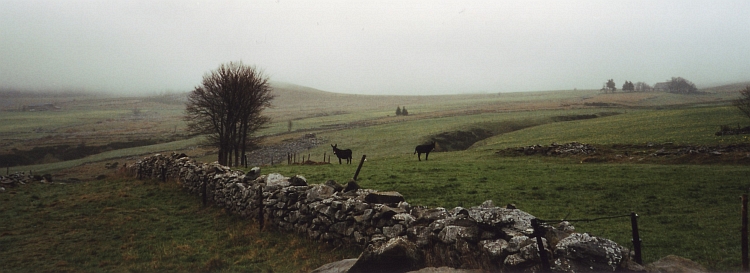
<box><xmin>414</xmin><ymin>141</ymin><xmax>436</xmax><ymax>161</ymax></box>
<box><xmin>331</xmin><ymin>144</ymin><xmax>353</xmax><ymax>164</ymax></box>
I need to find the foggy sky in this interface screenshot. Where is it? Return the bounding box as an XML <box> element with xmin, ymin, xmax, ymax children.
<box><xmin>1</xmin><ymin>0</ymin><xmax>749</xmax><ymax>95</ymax></box>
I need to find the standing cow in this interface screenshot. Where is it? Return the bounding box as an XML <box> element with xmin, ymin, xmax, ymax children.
<box><xmin>414</xmin><ymin>141</ymin><xmax>436</xmax><ymax>161</ymax></box>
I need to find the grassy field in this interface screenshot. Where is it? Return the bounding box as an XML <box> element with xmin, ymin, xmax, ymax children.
<box><xmin>257</xmin><ymin>105</ymin><xmax>750</xmax><ymax>271</ymax></box>
<box><xmin>0</xmin><ymin>171</ymin><xmax>360</xmax><ymax>272</ymax></box>
<box><xmin>257</xmin><ymin>105</ymin><xmax>748</xmax><ymax>161</ymax></box>
<box><xmin>261</xmin><ymin>153</ymin><xmax>749</xmax><ymax>270</ymax></box>
<box><xmin>2</xmin><ymin>84</ymin><xmax>750</xmax><ymax>271</ymax></box>
<box><xmin>480</xmin><ymin>105</ymin><xmax>749</xmax><ymax>148</ymax></box>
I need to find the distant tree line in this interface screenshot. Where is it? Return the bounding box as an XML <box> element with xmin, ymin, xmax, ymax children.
<box><xmin>600</xmin><ymin>77</ymin><xmax>697</xmax><ymax>94</ymax></box>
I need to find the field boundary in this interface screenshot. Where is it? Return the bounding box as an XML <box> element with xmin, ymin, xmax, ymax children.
<box><xmin>130</xmin><ymin>153</ymin><xmax>644</xmax><ymax>272</ymax></box>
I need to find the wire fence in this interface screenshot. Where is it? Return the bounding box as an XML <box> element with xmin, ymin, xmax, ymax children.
<box><xmin>531</xmin><ymin>212</ymin><xmax>642</xmax><ymax>272</ymax></box>
<box><xmin>252</xmin><ymin>151</ymin><xmax>750</xmax><ymax>271</ymax></box>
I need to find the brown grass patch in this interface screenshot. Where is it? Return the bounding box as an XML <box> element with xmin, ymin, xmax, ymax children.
<box><xmin>203</xmin><ymin>255</ymin><xmax>225</xmax><ymax>272</ymax></box>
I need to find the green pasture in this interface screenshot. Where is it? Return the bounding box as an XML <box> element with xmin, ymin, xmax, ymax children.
<box><xmin>4</xmin><ymin>88</ymin><xmax>750</xmax><ymax>271</ymax></box>
<box><xmin>0</xmin><ymin>178</ymin><xmax>359</xmax><ymax>272</ymax></box>
<box><xmin>270</xmin><ymin>105</ymin><xmax>748</xmax><ymax>161</ymax></box>
<box><xmin>259</xmin><ymin>105</ymin><xmax>750</xmax><ymax>271</ymax></box>
<box><xmin>263</xmin><ymin>152</ymin><xmax>749</xmax><ymax>270</ymax></box>
<box><xmin>287</xmin><ymin>108</ymin><xmax>607</xmax><ymax>159</ymax></box>
<box><xmin>480</xmin><ymin>105</ymin><xmax>749</xmax><ymax>149</ymax></box>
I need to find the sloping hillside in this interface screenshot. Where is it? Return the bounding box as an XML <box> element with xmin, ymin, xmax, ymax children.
<box><xmin>266</xmin><ymin>82</ymin><xmax>503</xmax><ymax>121</ymax></box>
<box><xmin>701</xmin><ymin>81</ymin><xmax>750</xmax><ymax>94</ymax></box>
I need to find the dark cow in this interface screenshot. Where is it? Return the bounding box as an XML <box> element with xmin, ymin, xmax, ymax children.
<box><xmin>414</xmin><ymin>141</ymin><xmax>436</xmax><ymax>161</ymax></box>
<box><xmin>331</xmin><ymin>144</ymin><xmax>353</xmax><ymax>164</ymax></box>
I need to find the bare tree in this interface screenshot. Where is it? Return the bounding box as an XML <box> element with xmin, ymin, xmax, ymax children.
<box><xmin>185</xmin><ymin>62</ymin><xmax>274</xmax><ymax>166</ymax></box>
<box><xmin>734</xmin><ymin>86</ymin><xmax>750</xmax><ymax>120</ymax></box>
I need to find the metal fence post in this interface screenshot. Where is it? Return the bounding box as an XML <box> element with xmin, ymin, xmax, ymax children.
<box><xmin>630</xmin><ymin>212</ymin><xmax>643</xmax><ymax>264</ymax></box>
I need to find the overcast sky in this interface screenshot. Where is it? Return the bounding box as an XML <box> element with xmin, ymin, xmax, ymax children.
<box><xmin>1</xmin><ymin>0</ymin><xmax>749</xmax><ymax>95</ymax></box>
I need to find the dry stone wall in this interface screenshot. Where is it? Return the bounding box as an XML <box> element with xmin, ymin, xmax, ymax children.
<box><xmin>130</xmin><ymin>153</ymin><xmax>643</xmax><ymax>272</ymax></box>
<box><xmin>0</xmin><ymin>172</ymin><xmax>58</xmax><ymax>192</ymax></box>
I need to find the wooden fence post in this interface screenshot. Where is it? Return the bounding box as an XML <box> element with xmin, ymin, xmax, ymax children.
<box><xmin>201</xmin><ymin>181</ymin><xmax>207</xmax><ymax>207</ymax></box>
<box><xmin>531</xmin><ymin>218</ymin><xmax>551</xmax><ymax>272</ymax></box>
<box><xmin>742</xmin><ymin>194</ymin><xmax>748</xmax><ymax>271</ymax></box>
<box><xmin>352</xmin><ymin>155</ymin><xmax>367</xmax><ymax>181</ymax></box>
<box><xmin>258</xmin><ymin>186</ymin><xmax>264</xmax><ymax>232</ymax></box>
<box><xmin>631</xmin><ymin>212</ymin><xmax>643</xmax><ymax>264</ymax></box>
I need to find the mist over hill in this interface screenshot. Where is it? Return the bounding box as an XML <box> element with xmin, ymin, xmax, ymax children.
<box><xmin>2</xmin><ymin>79</ymin><xmax>748</xmax><ymax>115</ymax></box>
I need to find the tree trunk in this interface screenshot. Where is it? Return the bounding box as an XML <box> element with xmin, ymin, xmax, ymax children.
<box><xmin>218</xmin><ymin>146</ymin><xmax>226</xmax><ymax>166</ymax></box>
<box><xmin>239</xmin><ymin>116</ymin><xmax>248</xmax><ymax>168</ymax></box>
